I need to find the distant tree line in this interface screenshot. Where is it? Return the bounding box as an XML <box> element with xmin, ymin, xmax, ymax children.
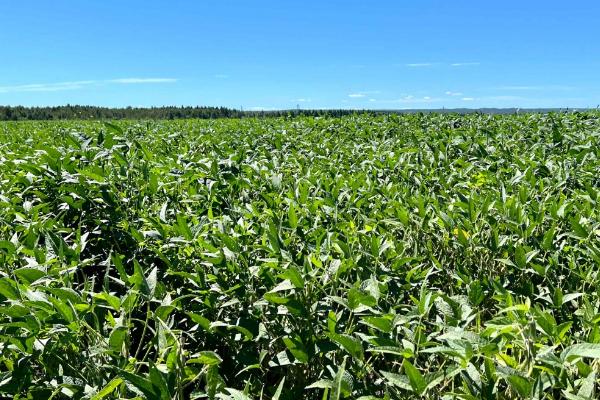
<box><xmin>0</xmin><ymin>105</ymin><xmax>582</xmax><ymax>121</ymax></box>
<box><xmin>0</xmin><ymin>105</ymin><xmax>372</xmax><ymax>121</ymax></box>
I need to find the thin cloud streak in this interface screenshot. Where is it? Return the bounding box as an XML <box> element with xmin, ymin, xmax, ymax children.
<box><xmin>405</xmin><ymin>63</ymin><xmax>434</xmax><ymax>67</ymax></box>
<box><xmin>348</xmin><ymin>90</ymin><xmax>381</xmax><ymax>98</ymax></box>
<box><xmin>375</xmin><ymin>95</ymin><xmax>442</xmax><ymax>104</ymax></box>
<box><xmin>403</xmin><ymin>62</ymin><xmax>479</xmax><ymax>68</ymax></box>
<box><xmin>108</xmin><ymin>78</ymin><xmax>178</xmax><ymax>84</ymax></box>
<box><xmin>0</xmin><ymin>78</ymin><xmax>178</xmax><ymax>93</ymax></box>
<box><xmin>0</xmin><ymin>80</ymin><xmax>96</xmax><ymax>93</ymax></box>
<box><xmin>451</xmin><ymin>62</ymin><xmax>480</xmax><ymax>67</ymax></box>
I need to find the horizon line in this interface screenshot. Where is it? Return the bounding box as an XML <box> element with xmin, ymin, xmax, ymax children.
<box><xmin>0</xmin><ymin>104</ymin><xmax>596</xmax><ymax>111</ymax></box>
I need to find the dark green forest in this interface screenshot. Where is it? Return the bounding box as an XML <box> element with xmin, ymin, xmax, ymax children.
<box><xmin>0</xmin><ymin>104</ymin><xmax>577</xmax><ymax>120</ymax></box>
<box><xmin>0</xmin><ymin>105</ymin><xmax>363</xmax><ymax>120</ymax></box>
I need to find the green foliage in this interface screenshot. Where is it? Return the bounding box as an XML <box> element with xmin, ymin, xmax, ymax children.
<box><xmin>0</xmin><ymin>112</ymin><xmax>599</xmax><ymax>399</ymax></box>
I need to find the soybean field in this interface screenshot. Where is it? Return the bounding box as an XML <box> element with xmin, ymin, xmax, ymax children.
<box><xmin>0</xmin><ymin>113</ymin><xmax>599</xmax><ymax>399</ymax></box>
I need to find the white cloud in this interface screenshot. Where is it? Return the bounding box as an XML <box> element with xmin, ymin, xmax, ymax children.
<box><xmin>376</xmin><ymin>95</ymin><xmax>441</xmax><ymax>104</ymax></box>
<box><xmin>369</xmin><ymin>98</ymin><xmax>376</xmax><ymax>102</ymax></box>
<box><xmin>0</xmin><ymin>78</ymin><xmax>177</xmax><ymax>93</ymax></box>
<box><xmin>405</xmin><ymin>63</ymin><xmax>434</xmax><ymax>67</ymax></box>
<box><xmin>401</xmin><ymin>62</ymin><xmax>479</xmax><ymax>68</ymax></box>
<box><xmin>295</xmin><ymin>98</ymin><xmax>312</xmax><ymax>103</ymax></box>
<box><xmin>109</xmin><ymin>78</ymin><xmax>177</xmax><ymax>84</ymax></box>
<box><xmin>348</xmin><ymin>90</ymin><xmax>381</xmax><ymax>99</ymax></box>
<box><xmin>445</xmin><ymin>91</ymin><xmax>463</xmax><ymax>96</ymax></box>
<box><xmin>0</xmin><ymin>80</ymin><xmax>97</xmax><ymax>93</ymax></box>
<box><xmin>462</xmin><ymin>97</ymin><xmax>475</xmax><ymax>101</ymax></box>
<box><xmin>451</xmin><ymin>62</ymin><xmax>480</xmax><ymax>67</ymax></box>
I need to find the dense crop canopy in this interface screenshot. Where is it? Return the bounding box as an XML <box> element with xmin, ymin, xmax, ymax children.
<box><xmin>0</xmin><ymin>113</ymin><xmax>599</xmax><ymax>399</ymax></box>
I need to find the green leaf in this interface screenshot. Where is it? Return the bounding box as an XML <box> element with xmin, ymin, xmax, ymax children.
<box><xmin>117</xmin><ymin>369</ymin><xmax>160</xmax><ymax>399</ymax></box>
<box><xmin>109</xmin><ymin>326</ymin><xmax>128</xmax><ymax>353</ymax></box>
<box><xmin>176</xmin><ymin>214</ymin><xmax>193</xmax><ymax>240</ymax></box>
<box><xmin>267</xmin><ymin>220</ymin><xmax>280</xmax><ymax>253</ymax></box>
<box><xmin>216</xmin><ymin>388</ymin><xmax>253</xmax><ymax>400</ymax></box>
<box><xmin>0</xmin><ymin>240</ymin><xmax>16</xmax><ymax>255</ymax></box>
<box><xmin>514</xmin><ymin>245</ymin><xmax>527</xmax><ymax>269</ymax></box>
<box><xmin>0</xmin><ymin>278</ymin><xmax>20</xmax><ymax>300</ymax></box>
<box><xmin>272</xmin><ymin>377</ymin><xmax>285</xmax><ymax>400</ymax></box>
<box><xmin>380</xmin><ymin>370</ymin><xmax>412</xmax><ymax>390</ymax></box>
<box><xmin>542</xmin><ymin>226</ymin><xmax>556</xmax><ymax>250</ymax></box>
<box><xmin>49</xmin><ymin>296</ymin><xmax>75</xmax><ymax>323</ymax></box>
<box><xmin>562</xmin><ymin>292</ymin><xmax>583</xmax><ymax>305</ymax></box>
<box><xmin>146</xmin><ymin>266</ymin><xmax>158</xmax><ymax>297</ymax></box>
<box><xmin>263</xmin><ymin>292</ymin><xmax>305</xmax><ymax>315</ymax></box>
<box><xmin>149</xmin><ymin>364</ymin><xmax>171</xmax><ymax>400</ymax></box>
<box><xmin>282</xmin><ymin>336</ymin><xmax>309</xmax><ymax>363</ymax></box>
<box><xmin>78</xmin><ymin>169</ymin><xmax>106</xmax><ymax>183</ymax></box>
<box><xmin>403</xmin><ymin>359</ymin><xmax>426</xmax><ymax>395</ymax></box>
<box><xmin>327</xmin><ymin>333</ymin><xmax>364</xmax><ymax>361</ymax></box>
<box><xmin>331</xmin><ymin>357</ymin><xmax>347</xmax><ymax>400</ymax></box>
<box><xmin>187</xmin><ymin>312</ymin><xmax>212</xmax><ymax>332</ymax></box>
<box><xmin>91</xmin><ymin>378</ymin><xmax>124</xmax><ymax>400</ymax></box>
<box><xmin>111</xmin><ymin>253</ymin><xmax>128</xmax><ymax>282</ymax></box>
<box><xmin>131</xmin><ymin>260</ymin><xmax>150</xmax><ymax>296</ymax></box>
<box><xmin>288</xmin><ymin>203</ymin><xmax>298</xmax><ymax>229</ymax></box>
<box><xmin>570</xmin><ymin>217</ymin><xmax>589</xmax><ymax>239</ymax></box>
<box><xmin>506</xmin><ymin>375</ymin><xmax>531</xmax><ymax>398</ymax></box>
<box><xmin>104</xmin><ymin>121</ymin><xmax>123</xmax><ymax>135</ymax></box>
<box><xmin>306</xmin><ymin>379</ymin><xmax>333</xmax><ymax>390</ymax></box>
<box><xmin>188</xmin><ymin>351</ymin><xmax>223</xmax><ymax>365</ymax></box>
<box><xmin>359</xmin><ymin>316</ymin><xmax>392</xmax><ymax>333</ymax></box>
<box><xmin>94</xmin><ymin>292</ymin><xmax>122</xmax><ymax>311</ymax></box>
<box><xmin>468</xmin><ymin>280</ymin><xmax>485</xmax><ymax>306</ymax></box>
<box><xmin>557</xmin><ymin>321</ymin><xmax>573</xmax><ymax>340</ymax></box>
<box><xmin>269</xmin><ymin>279</ymin><xmax>296</xmax><ymax>293</ymax></box>
<box><xmin>327</xmin><ymin>311</ymin><xmax>337</xmax><ymax>334</ymax></box>
<box><xmin>347</xmin><ymin>288</ymin><xmax>377</xmax><ymax>310</ymax></box>
<box><xmin>562</xmin><ymin>343</ymin><xmax>600</xmax><ymax>362</ymax></box>
<box><xmin>14</xmin><ymin>268</ymin><xmax>45</xmax><ymax>284</ymax></box>
<box><xmin>277</xmin><ymin>267</ymin><xmax>304</xmax><ymax>289</ymax></box>
<box><xmin>207</xmin><ymin>364</ymin><xmax>225</xmax><ymax>399</ymax></box>
<box><xmin>577</xmin><ymin>371</ymin><xmax>596</xmax><ymax>398</ymax></box>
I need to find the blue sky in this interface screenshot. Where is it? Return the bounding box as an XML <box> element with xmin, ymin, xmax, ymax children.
<box><xmin>1</xmin><ymin>1</ymin><xmax>599</xmax><ymax>109</ymax></box>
